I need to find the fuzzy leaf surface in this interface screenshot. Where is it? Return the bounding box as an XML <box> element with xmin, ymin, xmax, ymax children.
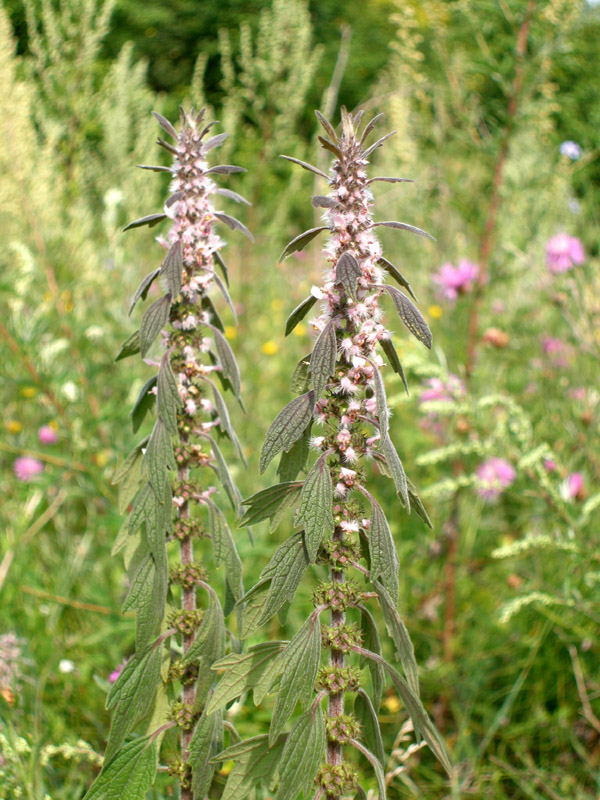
<box><xmin>189</xmin><ymin>707</ymin><xmax>222</xmax><ymax>798</ymax></box>
<box><xmin>130</xmin><ymin>374</ymin><xmax>158</xmax><ymax>434</ymax></box>
<box><xmin>161</xmin><ymin>241</ymin><xmax>183</xmax><ymax>298</ymax></box>
<box><xmin>381</xmin><ymin>284</ymin><xmax>432</xmax><ymax>348</ymax></box>
<box><xmin>83</xmin><ymin>736</ymin><xmax>157</xmax><ymax>800</ymax></box>
<box><xmin>115</xmin><ymin>330</ymin><xmax>141</xmax><ymax>362</ymax></box>
<box><xmin>309</xmin><ymin>320</ymin><xmax>337</xmax><ymax>400</ymax></box>
<box><xmin>366</xmin><ymin>492</ymin><xmax>399</xmax><ymax>605</ymax></box>
<box><xmin>369</xmin><ymin>361</ymin><xmax>389</xmax><ymax>444</ymax></box>
<box><xmin>260</xmin><ymin>392</ymin><xmax>315</xmax><ymax>474</ymax></box>
<box><xmin>277</xmin><ymin>425</ymin><xmax>311</xmax><ymax>483</ymax></box>
<box><xmin>336</xmin><ymin>251</ymin><xmax>362</xmax><ymax>300</ymax></box>
<box><xmin>216</xmin><ymin>734</ymin><xmax>286</xmax><ymax>800</ymax></box>
<box><xmin>123</xmin><ymin>212</ymin><xmax>166</xmax><ymax>232</ymax></box>
<box><xmin>207</xmin><ymin>502</ymin><xmax>243</xmax><ymax>606</ymax></box>
<box><xmin>379</xmin><ymin>437</ymin><xmax>409</xmax><ymax>508</ymax></box>
<box><xmin>296</xmin><ymin>454</ymin><xmax>333</xmax><ymax>562</ymax></box>
<box><xmin>274</xmin><ymin>707</ymin><xmax>326</xmax><ymax>800</ymax></box>
<box><xmin>260</xmin><ymin>533</ymin><xmax>310</xmax><ymax>623</ymax></box>
<box><xmin>128</xmin><ymin>269</ymin><xmax>161</xmax><ymax>316</ymax></box>
<box><xmin>380</xmin><ymin>337</ymin><xmax>408</xmax><ymax>393</ymax></box>
<box><xmin>377</xmin><ymin>256</ymin><xmax>417</xmax><ymax>301</ymax></box>
<box><xmin>207</xmin><ymin>643</ymin><xmax>285</xmax><ymax>713</ymax></box>
<box><xmin>157</xmin><ymin>353</ymin><xmax>182</xmax><ymax>434</ymax></box>
<box><xmin>355</xmin><ymin>689</ymin><xmax>385</xmax><ymax>765</ymax></box>
<box><xmin>372</xmin><ymin>581</ymin><xmax>419</xmax><ymax>697</ymax></box>
<box><xmin>279</xmin><ymin>227</ymin><xmax>329</xmax><ymax>262</ymax></box>
<box><xmin>372</xmin><ymin>220</ymin><xmax>435</xmax><ymax>242</ymax></box>
<box><xmin>140</xmin><ymin>294</ymin><xmax>171</xmax><ymax>357</ymax></box>
<box><xmin>241</xmin><ymin>482</ymin><xmax>303</xmax><ymax>527</ymax></box>
<box><xmin>122</xmin><ymin>553</ymin><xmax>167</xmax><ymax>656</ymax></box>
<box><xmin>285</xmin><ymin>295</ymin><xmax>317</xmax><ymax>336</ymax></box>
<box><xmin>144</xmin><ymin>419</ymin><xmax>175</xmax><ymax>497</ymax></box>
<box><xmin>213</xmin><ymin>212</ymin><xmax>254</xmax><ymax>241</ymax></box>
<box><xmin>279</xmin><ymin>154</ymin><xmax>329</xmax><ymax>180</ymax></box>
<box><xmin>208</xmin><ymin>324</ymin><xmax>241</xmax><ymax>399</ymax></box>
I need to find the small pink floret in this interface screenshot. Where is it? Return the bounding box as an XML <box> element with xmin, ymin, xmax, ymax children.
<box><xmin>38</xmin><ymin>426</ymin><xmax>58</xmax><ymax>445</ymax></box>
<box><xmin>567</xmin><ymin>472</ymin><xmax>584</xmax><ymax>500</ymax></box>
<box><xmin>432</xmin><ymin>260</ymin><xmax>479</xmax><ymax>300</ymax></box>
<box><xmin>14</xmin><ymin>456</ymin><xmax>44</xmax><ymax>482</ymax></box>
<box><xmin>475</xmin><ymin>458</ymin><xmax>515</xmax><ymax>500</ymax></box>
<box><xmin>545</xmin><ymin>233</ymin><xmax>585</xmax><ymax>273</ymax></box>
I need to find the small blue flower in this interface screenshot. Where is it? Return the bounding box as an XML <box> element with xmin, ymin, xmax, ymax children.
<box><xmin>560</xmin><ymin>140</ymin><xmax>582</xmax><ymax>160</ymax></box>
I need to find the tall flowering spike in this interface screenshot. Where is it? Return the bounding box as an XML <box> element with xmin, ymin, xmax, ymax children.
<box><xmin>211</xmin><ymin>109</ymin><xmax>451</xmax><ymax>799</ymax></box>
<box><xmin>85</xmin><ymin>108</ymin><xmax>250</xmax><ymax>800</ymax></box>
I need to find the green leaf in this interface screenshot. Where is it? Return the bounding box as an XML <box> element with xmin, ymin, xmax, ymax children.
<box><xmin>199</xmin><ymin>432</ymin><xmax>243</xmax><ymax>514</ymax></box>
<box><xmin>369</xmin><ymin>361</ymin><xmax>389</xmax><ymax>444</ymax></box>
<box><xmin>161</xmin><ymin>241</ymin><xmax>182</xmax><ymax>298</ymax></box>
<box><xmin>115</xmin><ymin>330</ymin><xmax>141</xmax><ymax>362</ymax></box>
<box><xmin>122</xmin><ymin>553</ymin><xmax>167</xmax><ymax>656</ymax></box>
<box><xmin>372</xmin><ymin>220</ymin><xmax>435</xmax><ymax>242</ymax></box>
<box><xmin>381</xmin><ymin>285</ymin><xmax>432</xmax><ymax>349</ymax></box>
<box><xmin>213</xmin><ymin>272</ymin><xmax>239</xmax><ymax>323</ymax></box>
<box><xmin>274</xmin><ymin>707</ymin><xmax>326</xmax><ymax>800</ymax></box>
<box><xmin>377</xmin><ymin>256</ymin><xmax>417</xmax><ymax>301</ymax></box>
<box><xmin>296</xmin><ymin>454</ymin><xmax>333</xmax><ymax>562</ymax></box>
<box><xmin>104</xmin><ymin>646</ymin><xmax>162</xmax><ymax>762</ymax></box>
<box><xmin>206</xmin><ymin>501</ymin><xmax>242</xmax><ymax>608</ymax></box>
<box><xmin>208</xmin><ymin>324</ymin><xmax>241</xmax><ymax>399</ymax></box>
<box><xmin>241</xmin><ymin>482</ymin><xmax>303</xmax><ymax>527</ymax></box>
<box><xmin>207</xmin><ymin>643</ymin><xmax>286</xmax><ymax>714</ymax></box>
<box><xmin>182</xmin><ymin>588</ymin><xmax>225</xmax><ymax>666</ymax></box>
<box><xmin>379</xmin><ymin>336</ymin><xmax>409</xmax><ymax>394</ymax></box>
<box><xmin>364</xmin><ymin>491</ymin><xmax>399</xmax><ymax>605</ymax></box>
<box><xmin>113</xmin><ymin>438</ymin><xmax>149</xmax><ymax>514</ymax></box>
<box><xmin>202</xmin><ymin>377</ymin><xmax>244</xmax><ymax>461</ymax></box>
<box><xmin>214</xmin><ymin>249</ymin><xmax>229</xmax><ymax>286</ymax></box>
<box><xmin>157</xmin><ymin>353</ymin><xmax>182</xmax><ymax>434</ymax></box>
<box><xmin>270</xmin><ymin>615</ymin><xmax>321</xmax><ymax>743</ymax></box>
<box><xmin>214</xmin><ymin>211</ymin><xmax>254</xmax><ymax>242</ymax></box>
<box><xmin>203</xmin><ymin>294</ymin><xmax>225</xmax><ymax>332</ymax></box>
<box><xmin>279</xmin><ymin>226</ymin><xmax>329</xmax><ymax>262</ymax></box>
<box><xmin>260</xmin><ymin>533</ymin><xmax>310</xmax><ymax>624</ymax></box>
<box><xmin>310</xmin><ymin>320</ymin><xmax>337</xmax><ymax>400</ymax></box>
<box><xmin>83</xmin><ymin>736</ymin><xmax>157</xmax><ymax>800</ymax></box>
<box><xmin>238</xmin><ymin>580</ymin><xmax>271</xmax><ymax>639</ymax></box>
<box><xmin>143</xmin><ymin>420</ymin><xmax>175</xmax><ymax>498</ymax></box>
<box><xmin>285</xmin><ymin>295</ymin><xmax>318</xmax><ymax>337</ymax></box>
<box><xmin>128</xmin><ymin>268</ymin><xmax>161</xmax><ymax>316</ymax></box>
<box><xmin>350</xmin><ymin>738</ymin><xmax>386</xmax><ymax>800</ymax></box>
<box><xmin>189</xmin><ymin>707</ymin><xmax>222</xmax><ymax>798</ymax></box>
<box><xmin>260</xmin><ymin>392</ymin><xmax>315</xmax><ymax>473</ymax></box>
<box><xmin>123</xmin><ymin>212</ymin><xmax>167</xmax><ymax>232</ymax></box>
<box><xmin>130</xmin><ymin>375</ymin><xmax>158</xmax><ymax>434</ymax></box>
<box><xmin>336</xmin><ymin>251</ymin><xmax>362</xmax><ymax>300</ymax></box>
<box><xmin>407</xmin><ymin>478</ymin><xmax>433</xmax><ymax>529</ymax></box>
<box><xmin>278</xmin><ymin>424</ymin><xmax>312</xmax><ymax>483</ymax></box>
<box><xmin>280</xmin><ymin>154</ymin><xmax>329</xmax><ymax>181</ymax></box>
<box><xmin>140</xmin><ymin>294</ymin><xmax>171</xmax><ymax>357</ymax></box>
<box><xmin>378</xmin><ymin>437</ymin><xmax>409</xmax><ymax>508</ymax></box>
<box><xmin>290</xmin><ymin>353</ymin><xmax>312</xmax><ymax>394</ymax></box>
<box><xmin>216</xmin><ymin>734</ymin><xmax>286</xmax><ymax>800</ymax></box>
<box><xmin>128</xmin><ymin>483</ymin><xmax>154</xmax><ymax>536</ymax></box>
<box><xmin>358</xmin><ymin>605</ymin><xmax>384</xmax><ymax>711</ymax></box>
<box><xmin>372</xmin><ymin>581</ymin><xmax>419</xmax><ymax>698</ymax></box>
<box><xmin>355</xmin><ymin>689</ymin><xmax>385</xmax><ymax>765</ymax></box>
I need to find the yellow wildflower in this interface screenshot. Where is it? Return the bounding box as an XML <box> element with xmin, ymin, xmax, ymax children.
<box><xmin>20</xmin><ymin>387</ymin><xmax>37</xmax><ymax>398</ymax></box>
<box><xmin>6</xmin><ymin>420</ymin><xmax>22</xmax><ymax>433</ymax></box>
<box><xmin>224</xmin><ymin>326</ymin><xmax>237</xmax><ymax>340</ymax></box>
<box><xmin>261</xmin><ymin>341</ymin><xmax>279</xmax><ymax>356</ymax></box>
<box><xmin>293</xmin><ymin>323</ymin><xmax>306</xmax><ymax>337</ymax></box>
<box><xmin>428</xmin><ymin>304</ymin><xmax>443</xmax><ymax>319</ymax></box>
<box><xmin>383</xmin><ymin>696</ymin><xmax>401</xmax><ymax>713</ymax></box>
<box><xmin>271</xmin><ymin>298</ymin><xmax>283</xmax><ymax>311</ymax></box>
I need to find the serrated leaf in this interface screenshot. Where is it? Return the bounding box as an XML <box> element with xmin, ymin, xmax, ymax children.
<box><xmin>140</xmin><ymin>294</ymin><xmax>171</xmax><ymax>357</ymax></box>
<box><xmin>285</xmin><ymin>295</ymin><xmax>318</xmax><ymax>336</ymax></box>
<box><xmin>279</xmin><ymin>154</ymin><xmax>329</xmax><ymax>180</ymax></box>
<box><xmin>217</xmin><ymin>734</ymin><xmax>286</xmax><ymax>800</ymax></box>
<box><xmin>260</xmin><ymin>533</ymin><xmax>310</xmax><ymax>623</ymax></box>
<box><xmin>83</xmin><ymin>736</ymin><xmax>157</xmax><ymax>800</ymax></box>
<box><xmin>143</xmin><ymin>419</ymin><xmax>175</xmax><ymax>497</ymax></box>
<box><xmin>373</xmin><ymin>580</ymin><xmax>419</xmax><ymax>697</ymax></box>
<box><xmin>128</xmin><ymin>269</ymin><xmax>161</xmax><ymax>316</ymax></box>
<box><xmin>182</xmin><ymin>588</ymin><xmax>225</xmax><ymax>665</ymax></box>
<box><xmin>122</xmin><ymin>553</ymin><xmax>167</xmax><ymax>656</ymax></box>
<box><xmin>381</xmin><ymin>285</ymin><xmax>432</xmax><ymax>349</ymax></box>
<box><xmin>128</xmin><ymin>483</ymin><xmax>154</xmax><ymax>536</ymax></box>
<box><xmin>207</xmin><ymin>643</ymin><xmax>285</xmax><ymax>713</ymax></box>
<box><xmin>157</xmin><ymin>353</ymin><xmax>182</xmax><ymax>434</ymax></box>
<box><xmin>279</xmin><ymin>227</ymin><xmax>329</xmax><ymax>262</ymax></box>
<box><xmin>123</xmin><ymin>212</ymin><xmax>166</xmax><ymax>232</ymax></box>
<box><xmin>241</xmin><ymin>482</ymin><xmax>303</xmax><ymax>527</ymax></box>
<box><xmin>104</xmin><ymin>647</ymin><xmax>162</xmax><ymax>762</ymax></box>
<box><xmin>260</xmin><ymin>392</ymin><xmax>315</xmax><ymax>473</ymax></box>
<box><xmin>296</xmin><ymin>454</ymin><xmax>333</xmax><ymax>562</ymax></box>
<box><xmin>270</xmin><ymin>615</ymin><xmax>321</xmax><ymax>743</ymax></box>
<box><xmin>372</xmin><ymin>220</ymin><xmax>435</xmax><ymax>242</ymax></box>
<box><xmin>207</xmin><ymin>501</ymin><xmax>243</xmax><ymax>607</ymax></box>
<box><xmin>275</xmin><ymin>707</ymin><xmax>326</xmax><ymax>800</ymax></box>
<box><xmin>365</xmin><ymin>492</ymin><xmax>399</xmax><ymax>605</ymax></box>
<box><xmin>369</xmin><ymin>361</ymin><xmax>389</xmax><ymax>444</ymax></box>
<box><xmin>116</xmin><ymin>329</ymin><xmax>141</xmax><ymax>362</ymax></box>
<box><xmin>379</xmin><ymin>337</ymin><xmax>408</xmax><ymax>394</ymax></box>
<box><xmin>113</xmin><ymin>438</ymin><xmax>149</xmax><ymax>514</ymax></box>
<box><xmin>130</xmin><ymin>374</ymin><xmax>157</xmax><ymax>434</ymax></box>
<box><xmin>189</xmin><ymin>707</ymin><xmax>222</xmax><ymax>798</ymax></box>
<box><xmin>160</xmin><ymin>241</ymin><xmax>183</xmax><ymax>298</ymax></box>
<box><xmin>213</xmin><ymin>212</ymin><xmax>254</xmax><ymax>241</ymax></box>
<box><xmin>310</xmin><ymin>320</ymin><xmax>337</xmax><ymax>400</ymax></box>
<box><xmin>336</xmin><ymin>251</ymin><xmax>363</xmax><ymax>300</ymax></box>
<box><xmin>377</xmin><ymin>256</ymin><xmax>417</xmax><ymax>301</ymax></box>
<box><xmin>355</xmin><ymin>689</ymin><xmax>385</xmax><ymax>765</ymax></box>
<box><xmin>238</xmin><ymin>580</ymin><xmax>271</xmax><ymax>639</ymax></box>
<box><xmin>277</xmin><ymin>424</ymin><xmax>311</xmax><ymax>483</ymax></box>
<box><xmin>379</xmin><ymin>437</ymin><xmax>409</xmax><ymax>508</ymax></box>
<box><xmin>209</xmin><ymin>324</ymin><xmax>241</xmax><ymax>399</ymax></box>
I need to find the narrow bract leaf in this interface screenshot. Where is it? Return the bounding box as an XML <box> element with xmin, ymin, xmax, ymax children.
<box><xmin>350</xmin><ymin>739</ymin><xmax>386</xmax><ymax>800</ymax></box>
<box><xmin>381</xmin><ymin>285</ymin><xmax>432</xmax><ymax>349</ymax></box>
<box><xmin>379</xmin><ymin>437</ymin><xmax>409</xmax><ymax>508</ymax></box>
<box><xmin>144</xmin><ymin>419</ymin><xmax>175</xmax><ymax>497</ymax></box>
<box><xmin>238</xmin><ymin>580</ymin><xmax>271</xmax><ymax>639</ymax></box>
<box><xmin>279</xmin><ymin>227</ymin><xmax>329</xmax><ymax>262</ymax></box>
<box><xmin>128</xmin><ymin>269</ymin><xmax>161</xmax><ymax>316</ymax></box>
<box><xmin>407</xmin><ymin>478</ymin><xmax>433</xmax><ymax>529</ymax></box>
<box><xmin>377</xmin><ymin>256</ymin><xmax>417</xmax><ymax>301</ymax></box>
<box><xmin>362</xmin><ymin>130</ymin><xmax>397</xmax><ymax>159</ymax></box>
<box><xmin>358</xmin><ymin>605</ymin><xmax>384</xmax><ymax>711</ymax></box>
<box><xmin>189</xmin><ymin>708</ymin><xmax>222</xmax><ymax>798</ymax></box>
<box><xmin>122</xmin><ymin>553</ymin><xmax>167</xmax><ymax>656</ymax></box>
<box><xmin>367</xmin><ymin>494</ymin><xmax>399</xmax><ymax>605</ymax></box>
<box><xmin>369</xmin><ymin>361</ymin><xmax>389</xmax><ymax>444</ymax></box>
<box><xmin>270</xmin><ymin>615</ymin><xmax>321</xmax><ymax>743</ymax></box>
<box><xmin>208</xmin><ymin>324</ymin><xmax>241</xmax><ymax>399</ymax></box>
<box><xmin>355</xmin><ymin>689</ymin><xmax>385</xmax><ymax>766</ymax></box>
<box><xmin>131</xmin><ymin>374</ymin><xmax>158</xmax><ymax>434</ymax></box>
<box><xmin>199</xmin><ymin>432</ymin><xmax>243</xmax><ymax>513</ymax></box>
<box><xmin>204</xmin><ymin>132</ymin><xmax>229</xmax><ymax>151</ymax></box>
<box><xmin>160</xmin><ymin>241</ymin><xmax>183</xmax><ymax>298</ymax></box>
<box><xmin>157</xmin><ymin>353</ymin><xmax>182</xmax><ymax>434</ymax></box>
<box><xmin>372</xmin><ymin>220</ymin><xmax>435</xmax><ymax>242</ymax></box>
<box><xmin>213</xmin><ymin>187</ymin><xmax>250</xmax><ymax>205</ymax></box>
<box><xmin>285</xmin><ymin>295</ymin><xmax>317</xmax><ymax>336</ymax></box>
<box><xmin>207</xmin><ymin>502</ymin><xmax>243</xmax><ymax>605</ymax></box>
<box><xmin>311</xmin><ymin>195</ymin><xmax>337</xmax><ymax>209</ymax></box>
<box><xmin>202</xmin><ymin>294</ymin><xmax>225</xmax><ymax>331</ymax></box>
<box><xmin>297</xmin><ymin>454</ymin><xmax>333</xmax><ymax>562</ymax></box>
<box><xmin>260</xmin><ymin>533</ymin><xmax>310</xmax><ymax>623</ymax></box>
<box><xmin>182</xmin><ymin>588</ymin><xmax>225</xmax><ymax>664</ymax></box>
<box><xmin>136</xmin><ymin>164</ymin><xmax>172</xmax><ymax>173</ymax></box>
<box><xmin>279</xmin><ymin>154</ymin><xmax>329</xmax><ymax>180</ymax></box>
<box><xmin>140</xmin><ymin>294</ymin><xmax>171</xmax><ymax>357</ymax></box>
<box><xmin>380</xmin><ymin>337</ymin><xmax>409</xmax><ymax>394</ymax></box>
<box><xmin>260</xmin><ymin>392</ymin><xmax>315</xmax><ymax>473</ymax></box>
<box><xmin>152</xmin><ymin>110</ymin><xmax>177</xmax><ymax>138</ymax></box>
<box><xmin>116</xmin><ymin>329</ymin><xmax>141</xmax><ymax>362</ymax></box>
<box><xmin>373</xmin><ymin>581</ymin><xmax>419</xmax><ymax>697</ymax></box>
<box><xmin>213</xmin><ymin>212</ymin><xmax>254</xmax><ymax>242</ymax></box>
<box><xmin>123</xmin><ymin>212</ymin><xmax>167</xmax><ymax>232</ymax></box>
<box><xmin>314</xmin><ymin>109</ymin><xmax>338</xmax><ymax>142</ymax></box>
<box><xmin>336</xmin><ymin>251</ymin><xmax>362</xmax><ymax>301</ymax></box>
<box><xmin>310</xmin><ymin>320</ymin><xmax>337</xmax><ymax>400</ymax></box>
<box><xmin>204</xmin><ymin>165</ymin><xmax>246</xmax><ymax>176</ymax></box>
<box><xmin>213</xmin><ymin>273</ymin><xmax>238</xmax><ymax>324</ymax></box>
<box><xmin>359</xmin><ymin>112</ymin><xmax>384</xmax><ymax>145</ymax></box>
<box><xmin>318</xmin><ymin>135</ymin><xmax>342</xmax><ymax>159</ymax></box>
<box><xmin>274</xmin><ymin>707</ymin><xmax>326</xmax><ymax>800</ymax></box>
<box><xmin>367</xmin><ymin>176</ymin><xmax>413</xmax><ymax>185</ymax></box>
<box><xmin>113</xmin><ymin>438</ymin><xmax>149</xmax><ymax>513</ymax></box>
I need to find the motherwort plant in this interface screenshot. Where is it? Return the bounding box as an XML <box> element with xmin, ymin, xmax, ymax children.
<box><xmin>208</xmin><ymin>109</ymin><xmax>451</xmax><ymax>799</ymax></box>
<box><xmin>84</xmin><ymin>109</ymin><xmax>251</xmax><ymax>800</ymax></box>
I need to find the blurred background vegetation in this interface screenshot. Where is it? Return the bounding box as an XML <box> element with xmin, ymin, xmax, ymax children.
<box><xmin>0</xmin><ymin>0</ymin><xmax>599</xmax><ymax>797</ymax></box>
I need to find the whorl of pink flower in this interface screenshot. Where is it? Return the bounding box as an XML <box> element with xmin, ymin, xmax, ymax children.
<box><xmin>475</xmin><ymin>458</ymin><xmax>516</xmax><ymax>500</ymax></box>
<box><xmin>14</xmin><ymin>456</ymin><xmax>43</xmax><ymax>482</ymax></box>
<box><xmin>566</xmin><ymin>472</ymin><xmax>584</xmax><ymax>500</ymax></box>
<box><xmin>38</xmin><ymin>425</ymin><xmax>58</xmax><ymax>445</ymax></box>
<box><xmin>432</xmin><ymin>260</ymin><xmax>479</xmax><ymax>300</ymax></box>
<box><xmin>545</xmin><ymin>233</ymin><xmax>585</xmax><ymax>273</ymax></box>
<box><xmin>419</xmin><ymin>375</ymin><xmax>465</xmax><ymax>404</ymax></box>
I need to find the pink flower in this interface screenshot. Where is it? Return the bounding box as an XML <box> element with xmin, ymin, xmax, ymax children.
<box><xmin>541</xmin><ymin>337</ymin><xmax>572</xmax><ymax>368</ymax></box>
<box><xmin>14</xmin><ymin>457</ymin><xmax>43</xmax><ymax>482</ymax></box>
<box><xmin>38</xmin><ymin>426</ymin><xmax>58</xmax><ymax>445</ymax></box>
<box><xmin>545</xmin><ymin>233</ymin><xmax>585</xmax><ymax>273</ymax></box>
<box><xmin>566</xmin><ymin>472</ymin><xmax>584</xmax><ymax>500</ymax></box>
<box><xmin>419</xmin><ymin>375</ymin><xmax>465</xmax><ymax>404</ymax></box>
<box><xmin>432</xmin><ymin>260</ymin><xmax>479</xmax><ymax>300</ymax></box>
<box><xmin>108</xmin><ymin>661</ymin><xmax>126</xmax><ymax>684</ymax></box>
<box><xmin>475</xmin><ymin>458</ymin><xmax>516</xmax><ymax>500</ymax></box>
<box><xmin>543</xmin><ymin>459</ymin><xmax>557</xmax><ymax>472</ymax></box>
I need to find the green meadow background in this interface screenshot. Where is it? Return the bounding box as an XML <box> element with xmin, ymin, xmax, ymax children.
<box><xmin>1</xmin><ymin>0</ymin><xmax>599</xmax><ymax>797</ymax></box>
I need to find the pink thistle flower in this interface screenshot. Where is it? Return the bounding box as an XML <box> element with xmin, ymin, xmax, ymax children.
<box><xmin>14</xmin><ymin>456</ymin><xmax>44</xmax><ymax>482</ymax></box>
<box><xmin>475</xmin><ymin>458</ymin><xmax>516</xmax><ymax>501</ymax></box>
<box><xmin>432</xmin><ymin>260</ymin><xmax>479</xmax><ymax>300</ymax></box>
<box><xmin>545</xmin><ymin>233</ymin><xmax>585</xmax><ymax>273</ymax></box>
<box><xmin>38</xmin><ymin>425</ymin><xmax>58</xmax><ymax>445</ymax></box>
<box><xmin>565</xmin><ymin>472</ymin><xmax>585</xmax><ymax>501</ymax></box>
<box><xmin>541</xmin><ymin>337</ymin><xmax>572</xmax><ymax>368</ymax></box>
<box><xmin>419</xmin><ymin>375</ymin><xmax>465</xmax><ymax>404</ymax></box>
